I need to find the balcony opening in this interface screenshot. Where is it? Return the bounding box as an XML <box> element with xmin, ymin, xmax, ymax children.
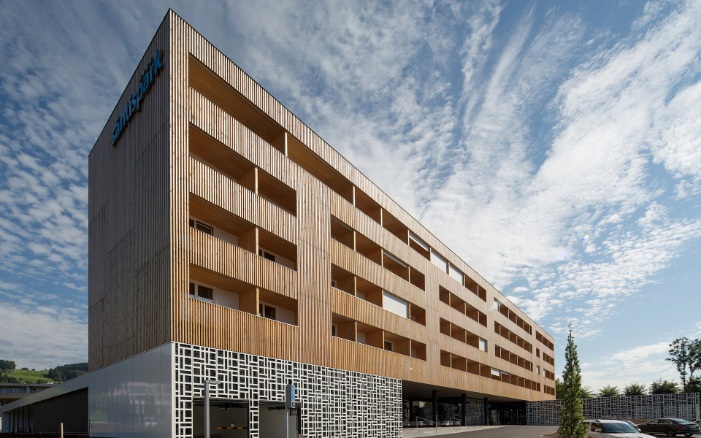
<box><xmin>354</xmin><ymin>188</ymin><xmax>381</xmax><ymax>224</ymax></box>
<box><xmin>355</xmin><ymin>277</ymin><xmax>382</xmax><ymax>306</ymax></box>
<box><xmin>331</xmin><ymin>314</ymin><xmax>356</xmax><ymax>341</ymax></box>
<box><xmin>382</xmin><ymin>250</ymin><xmax>409</xmax><ymax>281</ymax></box>
<box><xmin>330</xmin><ymin>265</ymin><xmax>355</xmax><ymax>295</ymax></box>
<box><xmin>439</xmin><ymin>286</ymin><xmax>451</xmax><ymax>306</ymax></box>
<box><xmin>381</xmin><ymin>210</ymin><xmax>408</xmax><ymax>242</ymax></box>
<box><xmin>189</xmin><ymin>125</ymin><xmax>257</xmax><ymax>192</ymax></box>
<box><xmin>384</xmin><ymin>332</ymin><xmax>410</xmax><ymax>356</ymax></box>
<box><xmin>440</xmin><ymin>350</ymin><xmax>451</xmax><ymax>368</ymax></box>
<box><xmin>189</xmin><ymin>195</ymin><xmax>256</xmax><ymax>252</ymax></box>
<box><xmin>258</xmin><ymin>229</ymin><xmax>297</xmax><ymax>270</ymax></box>
<box><xmin>409</xmin><ymin>304</ymin><xmax>426</xmax><ymax>325</ymax></box>
<box><xmin>258</xmin><ymin>170</ymin><xmax>296</xmax><ymax>215</ymax></box>
<box><xmin>409</xmin><ymin>267</ymin><xmax>425</xmax><ymax>290</ymax></box>
<box><xmin>408</xmin><ymin>231</ymin><xmax>430</xmax><ymax>259</ymax></box>
<box><xmin>330</xmin><ymin>216</ymin><xmax>354</xmax><ymax>249</ymax></box>
<box><xmin>410</xmin><ymin>341</ymin><xmax>427</xmax><ymax>360</ymax></box>
<box><xmin>286</xmin><ymin>134</ymin><xmax>354</xmax><ymax>203</ymax></box>
<box><xmin>451</xmin><ymin>295</ymin><xmax>466</xmax><ymax>314</ymax></box>
<box><xmin>452</xmin><ymin>355</ymin><xmax>467</xmax><ymax>372</ymax></box>
<box><xmin>189</xmin><ymin>56</ymin><xmax>285</xmax><ymax>152</ymax></box>
<box><xmin>465</xmin><ymin>275</ymin><xmax>487</xmax><ymax>301</ymax></box>
<box><xmin>355</xmin><ymin>233</ymin><xmax>382</xmax><ymax>265</ymax></box>
<box><xmin>356</xmin><ymin>322</ymin><xmax>383</xmax><ymax>349</ymax></box>
<box><xmin>258</xmin><ymin>288</ymin><xmax>297</xmax><ymax>325</ymax></box>
<box><xmin>189</xmin><ymin>265</ymin><xmax>257</xmax><ymax>314</ymax></box>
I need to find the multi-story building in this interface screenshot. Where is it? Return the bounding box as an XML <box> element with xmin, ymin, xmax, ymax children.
<box><xmin>0</xmin><ymin>384</ymin><xmax>52</xmax><ymax>407</ymax></box>
<box><xmin>1</xmin><ymin>10</ymin><xmax>555</xmax><ymax>437</ymax></box>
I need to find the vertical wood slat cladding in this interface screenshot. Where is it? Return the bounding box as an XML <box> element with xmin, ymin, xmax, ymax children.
<box><xmin>90</xmin><ymin>11</ymin><xmax>554</xmax><ymax>401</ymax></box>
<box><xmin>88</xmin><ymin>15</ymin><xmax>172</xmax><ymax>371</ymax></box>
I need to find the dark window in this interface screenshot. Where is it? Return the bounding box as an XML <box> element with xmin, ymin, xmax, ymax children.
<box><xmin>189</xmin><ymin>219</ymin><xmax>213</xmax><ymax>235</ymax></box>
<box><xmin>259</xmin><ymin>304</ymin><xmax>276</xmax><ymax>320</ymax></box>
<box><xmin>189</xmin><ymin>282</ymin><xmax>213</xmax><ymax>302</ymax></box>
<box><xmin>258</xmin><ymin>250</ymin><xmax>276</xmax><ymax>261</ymax></box>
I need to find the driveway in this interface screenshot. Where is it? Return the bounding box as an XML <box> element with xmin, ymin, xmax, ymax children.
<box><xmin>403</xmin><ymin>425</ymin><xmax>558</xmax><ymax>438</ymax></box>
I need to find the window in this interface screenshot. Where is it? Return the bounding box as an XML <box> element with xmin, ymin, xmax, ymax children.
<box><xmin>382</xmin><ymin>291</ymin><xmax>408</xmax><ymax>318</ymax></box>
<box><xmin>331</xmin><ymin>279</ymin><xmax>338</xmax><ymax>288</ymax></box>
<box><xmin>430</xmin><ymin>249</ymin><xmax>448</xmax><ymax>272</ymax></box>
<box><xmin>384</xmin><ymin>340</ymin><xmax>394</xmax><ymax>352</ymax></box>
<box><xmin>332</xmin><ymin>324</ymin><xmax>338</xmax><ymax>337</ymax></box>
<box><xmin>258</xmin><ymin>249</ymin><xmax>276</xmax><ymax>262</ymax></box>
<box><xmin>479</xmin><ymin>337</ymin><xmax>488</xmax><ymax>352</ymax></box>
<box><xmin>189</xmin><ymin>218</ymin><xmax>213</xmax><ymax>235</ymax></box>
<box><xmin>448</xmin><ymin>264</ymin><xmax>464</xmax><ymax>284</ymax></box>
<box><xmin>259</xmin><ymin>303</ymin><xmax>276</xmax><ymax>320</ymax></box>
<box><xmin>189</xmin><ymin>282</ymin><xmax>214</xmax><ymax>302</ymax></box>
<box><xmin>536</xmin><ymin>365</ymin><xmax>541</xmax><ymax>375</ymax></box>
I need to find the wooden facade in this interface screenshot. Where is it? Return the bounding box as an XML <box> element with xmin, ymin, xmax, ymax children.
<box><xmin>89</xmin><ymin>10</ymin><xmax>556</xmax><ymax>403</ymax></box>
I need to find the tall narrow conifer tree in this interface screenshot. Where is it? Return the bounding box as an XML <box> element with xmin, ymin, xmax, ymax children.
<box><xmin>558</xmin><ymin>324</ymin><xmax>587</xmax><ymax>438</ymax></box>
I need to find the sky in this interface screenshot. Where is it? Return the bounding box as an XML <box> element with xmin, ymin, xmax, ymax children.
<box><xmin>0</xmin><ymin>0</ymin><xmax>700</xmax><ymax>394</ymax></box>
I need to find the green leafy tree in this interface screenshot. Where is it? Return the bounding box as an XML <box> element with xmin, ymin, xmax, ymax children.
<box><xmin>667</xmin><ymin>338</ymin><xmax>701</xmax><ymax>392</ymax></box>
<box><xmin>0</xmin><ymin>372</ymin><xmax>19</xmax><ymax>383</ymax></box>
<box><xmin>580</xmin><ymin>386</ymin><xmax>594</xmax><ymax>398</ymax></box>
<box><xmin>624</xmin><ymin>383</ymin><xmax>647</xmax><ymax>396</ymax></box>
<box><xmin>686</xmin><ymin>377</ymin><xmax>701</xmax><ymax>395</ymax></box>
<box><xmin>649</xmin><ymin>379</ymin><xmax>679</xmax><ymax>394</ymax></box>
<box><xmin>558</xmin><ymin>325</ymin><xmax>588</xmax><ymax>438</ymax></box>
<box><xmin>598</xmin><ymin>385</ymin><xmax>620</xmax><ymax>397</ymax></box>
<box><xmin>0</xmin><ymin>360</ymin><xmax>16</xmax><ymax>371</ymax></box>
<box><xmin>46</xmin><ymin>363</ymin><xmax>88</xmax><ymax>383</ymax></box>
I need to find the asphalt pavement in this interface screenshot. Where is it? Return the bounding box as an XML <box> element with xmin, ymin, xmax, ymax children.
<box><xmin>402</xmin><ymin>425</ymin><xmax>558</xmax><ymax>438</ymax></box>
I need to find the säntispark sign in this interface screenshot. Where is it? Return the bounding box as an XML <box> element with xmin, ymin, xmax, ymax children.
<box><xmin>111</xmin><ymin>49</ymin><xmax>164</xmax><ymax>146</ymax></box>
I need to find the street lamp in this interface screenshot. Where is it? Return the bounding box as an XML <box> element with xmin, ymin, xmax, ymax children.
<box><xmin>203</xmin><ymin>380</ymin><xmax>223</xmax><ymax>438</ymax></box>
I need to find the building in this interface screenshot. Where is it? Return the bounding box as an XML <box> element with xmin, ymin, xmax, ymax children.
<box><xmin>0</xmin><ymin>383</ymin><xmax>52</xmax><ymax>407</ymax></box>
<box><xmin>1</xmin><ymin>10</ymin><xmax>555</xmax><ymax>437</ymax></box>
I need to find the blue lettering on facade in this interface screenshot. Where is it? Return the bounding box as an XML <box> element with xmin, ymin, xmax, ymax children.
<box><xmin>111</xmin><ymin>49</ymin><xmax>164</xmax><ymax>146</ymax></box>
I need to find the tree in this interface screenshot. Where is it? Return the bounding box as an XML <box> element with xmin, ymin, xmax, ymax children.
<box><xmin>624</xmin><ymin>383</ymin><xmax>647</xmax><ymax>396</ymax></box>
<box><xmin>598</xmin><ymin>385</ymin><xmax>620</xmax><ymax>397</ymax></box>
<box><xmin>667</xmin><ymin>338</ymin><xmax>701</xmax><ymax>392</ymax></box>
<box><xmin>46</xmin><ymin>363</ymin><xmax>88</xmax><ymax>383</ymax></box>
<box><xmin>558</xmin><ymin>325</ymin><xmax>588</xmax><ymax>438</ymax></box>
<box><xmin>686</xmin><ymin>377</ymin><xmax>701</xmax><ymax>395</ymax></box>
<box><xmin>0</xmin><ymin>360</ymin><xmax>16</xmax><ymax>371</ymax></box>
<box><xmin>649</xmin><ymin>379</ymin><xmax>679</xmax><ymax>394</ymax></box>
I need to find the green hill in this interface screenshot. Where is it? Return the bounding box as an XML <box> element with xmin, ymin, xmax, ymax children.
<box><xmin>5</xmin><ymin>368</ymin><xmax>54</xmax><ymax>384</ymax></box>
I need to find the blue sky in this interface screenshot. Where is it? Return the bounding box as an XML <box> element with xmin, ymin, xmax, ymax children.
<box><xmin>1</xmin><ymin>1</ymin><xmax>700</xmax><ymax>393</ymax></box>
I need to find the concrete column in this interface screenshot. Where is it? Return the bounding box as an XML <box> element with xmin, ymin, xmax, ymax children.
<box><xmin>483</xmin><ymin>397</ymin><xmax>489</xmax><ymax>425</ymax></box>
<box><xmin>461</xmin><ymin>394</ymin><xmax>466</xmax><ymax>426</ymax></box>
<box><xmin>432</xmin><ymin>390</ymin><xmax>438</xmax><ymax>425</ymax></box>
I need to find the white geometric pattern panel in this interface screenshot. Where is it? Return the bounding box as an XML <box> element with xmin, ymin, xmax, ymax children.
<box><xmin>174</xmin><ymin>343</ymin><xmax>402</xmax><ymax>437</ymax></box>
<box><xmin>527</xmin><ymin>393</ymin><xmax>700</xmax><ymax>425</ymax></box>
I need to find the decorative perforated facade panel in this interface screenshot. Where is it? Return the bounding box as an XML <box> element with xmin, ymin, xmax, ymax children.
<box><xmin>174</xmin><ymin>343</ymin><xmax>402</xmax><ymax>437</ymax></box>
<box><xmin>527</xmin><ymin>393</ymin><xmax>700</xmax><ymax>425</ymax></box>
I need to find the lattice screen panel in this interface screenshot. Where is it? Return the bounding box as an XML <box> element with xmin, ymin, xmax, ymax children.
<box><xmin>527</xmin><ymin>393</ymin><xmax>700</xmax><ymax>425</ymax></box>
<box><xmin>174</xmin><ymin>343</ymin><xmax>402</xmax><ymax>437</ymax></box>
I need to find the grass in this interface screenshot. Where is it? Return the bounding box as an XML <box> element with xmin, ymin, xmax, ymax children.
<box><xmin>5</xmin><ymin>368</ymin><xmax>54</xmax><ymax>384</ymax></box>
